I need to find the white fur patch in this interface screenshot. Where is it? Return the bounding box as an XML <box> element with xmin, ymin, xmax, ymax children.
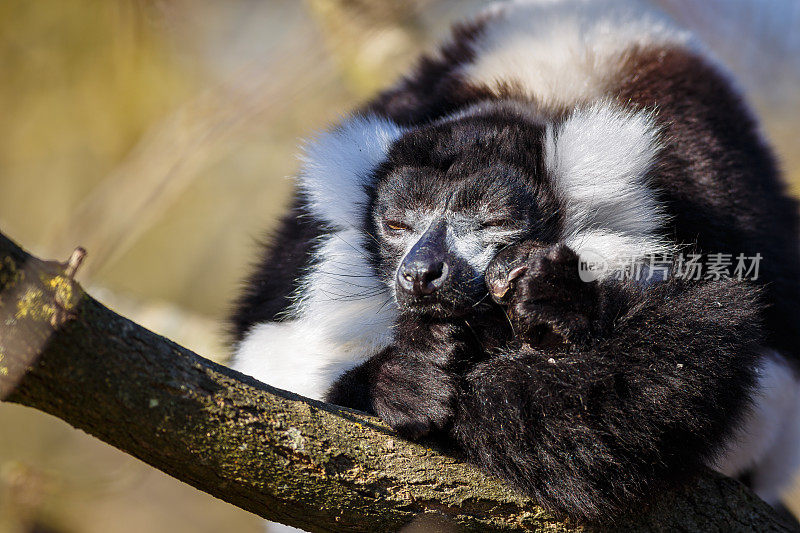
<box><xmin>235</xmin><ymin>115</ymin><xmax>403</xmax><ymax>400</ymax></box>
<box><xmin>298</xmin><ymin>115</ymin><xmax>403</xmax><ymax>229</ymax></box>
<box><xmin>234</xmin><ymin>228</ymin><xmax>397</xmax><ymax>400</ymax></box>
<box><xmin>464</xmin><ymin>0</ymin><xmax>692</xmax><ymax>109</ymax></box>
<box><xmin>448</xmin><ymin>229</ymin><xmax>499</xmax><ymax>273</ymax></box>
<box><xmin>545</xmin><ymin>103</ymin><xmax>672</xmax><ymax>276</ymax></box>
<box><xmin>711</xmin><ymin>350</ymin><xmax>800</xmax><ymax>504</ymax></box>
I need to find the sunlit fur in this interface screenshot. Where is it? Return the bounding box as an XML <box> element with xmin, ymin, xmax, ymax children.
<box><xmin>231</xmin><ymin>0</ymin><xmax>800</xmax><ymax>522</ymax></box>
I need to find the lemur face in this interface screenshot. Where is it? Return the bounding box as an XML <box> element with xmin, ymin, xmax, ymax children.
<box><xmin>369</xmin><ymin>107</ymin><xmax>561</xmax><ymax>317</ymax></box>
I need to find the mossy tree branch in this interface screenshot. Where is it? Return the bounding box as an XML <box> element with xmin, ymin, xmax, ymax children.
<box><xmin>0</xmin><ymin>230</ymin><xmax>793</xmax><ymax>532</ymax></box>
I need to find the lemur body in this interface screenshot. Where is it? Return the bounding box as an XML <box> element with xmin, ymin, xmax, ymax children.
<box><xmin>230</xmin><ymin>0</ymin><xmax>800</xmax><ymax>521</ymax></box>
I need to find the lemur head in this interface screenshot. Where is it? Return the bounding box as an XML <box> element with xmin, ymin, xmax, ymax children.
<box><xmin>368</xmin><ymin>103</ymin><xmax>561</xmax><ymax>317</ymax></box>
<box><xmin>302</xmin><ymin>101</ymin><xmax>663</xmax><ymax>317</ymax></box>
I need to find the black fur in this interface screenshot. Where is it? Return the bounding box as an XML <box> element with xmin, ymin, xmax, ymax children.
<box><xmin>457</xmin><ymin>244</ymin><xmax>763</xmax><ymax>520</ymax></box>
<box><xmin>231</xmin><ymin>9</ymin><xmax>800</xmax><ymax>525</ymax></box>
<box><xmin>326</xmin><ymin>318</ymin><xmax>465</xmax><ymax>440</ymax></box>
<box><xmin>614</xmin><ymin>47</ymin><xmax>800</xmax><ymax>362</ymax></box>
<box><xmin>453</xmin><ymin>276</ymin><xmax>762</xmax><ymax>521</ymax></box>
<box><xmin>362</xmin><ymin>17</ymin><xmax>494</xmax><ymax>126</ymax></box>
<box><xmin>327</xmin><ymin>242</ymin><xmax>764</xmax><ymax>521</ymax></box>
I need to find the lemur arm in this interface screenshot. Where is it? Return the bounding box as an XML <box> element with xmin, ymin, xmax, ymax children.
<box><xmin>325</xmin><ymin>318</ymin><xmax>468</xmax><ymax>439</ymax></box>
<box><xmin>453</xmin><ymin>243</ymin><xmax>765</xmax><ymax>521</ymax></box>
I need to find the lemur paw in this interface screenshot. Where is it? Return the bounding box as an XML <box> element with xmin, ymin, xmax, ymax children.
<box><xmin>371</xmin><ymin>357</ymin><xmax>455</xmax><ymax>440</ymax></box>
<box><xmin>486</xmin><ymin>242</ymin><xmax>597</xmax><ymax>345</ymax></box>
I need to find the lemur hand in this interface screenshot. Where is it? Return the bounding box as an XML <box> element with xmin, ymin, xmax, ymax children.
<box><xmin>368</xmin><ymin>349</ymin><xmax>456</xmax><ymax>440</ymax></box>
<box><xmin>325</xmin><ymin>320</ymin><xmax>461</xmax><ymax>440</ymax></box>
<box><xmin>485</xmin><ymin>242</ymin><xmax>598</xmax><ymax>345</ymax></box>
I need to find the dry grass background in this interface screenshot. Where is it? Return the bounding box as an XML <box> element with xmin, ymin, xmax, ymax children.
<box><xmin>0</xmin><ymin>1</ymin><xmax>797</xmax><ymax>531</ymax></box>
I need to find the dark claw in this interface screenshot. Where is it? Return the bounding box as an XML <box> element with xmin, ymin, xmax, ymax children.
<box><xmin>486</xmin><ymin>241</ymin><xmax>544</xmax><ymax>304</ymax></box>
<box><xmin>489</xmin><ymin>264</ymin><xmax>528</xmax><ymax>301</ymax></box>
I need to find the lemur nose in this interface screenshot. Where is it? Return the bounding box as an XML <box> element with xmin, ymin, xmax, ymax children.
<box><xmin>398</xmin><ymin>260</ymin><xmax>449</xmax><ymax>296</ymax></box>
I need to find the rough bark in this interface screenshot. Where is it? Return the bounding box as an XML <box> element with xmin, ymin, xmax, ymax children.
<box><xmin>0</xmin><ymin>231</ymin><xmax>794</xmax><ymax>533</ymax></box>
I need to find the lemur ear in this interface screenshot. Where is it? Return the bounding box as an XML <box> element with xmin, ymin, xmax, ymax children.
<box><xmin>299</xmin><ymin>114</ymin><xmax>403</xmax><ymax>229</ymax></box>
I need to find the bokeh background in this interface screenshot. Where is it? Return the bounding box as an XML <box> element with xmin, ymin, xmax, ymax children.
<box><xmin>1</xmin><ymin>1</ymin><xmax>798</xmax><ymax>532</ymax></box>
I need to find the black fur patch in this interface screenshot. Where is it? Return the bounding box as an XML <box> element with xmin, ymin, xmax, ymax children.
<box><xmin>614</xmin><ymin>46</ymin><xmax>800</xmax><ymax>365</ymax></box>
<box><xmin>330</xmin><ymin>245</ymin><xmax>764</xmax><ymax>521</ymax></box>
<box><xmin>452</xmin><ymin>274</ymin><xmax>763</xmax><ymax>521</ymax></box>
<box><xmin>362</xmin><ymin>17</ymin><xmax>495</xmax><ymax>126</ymax></box>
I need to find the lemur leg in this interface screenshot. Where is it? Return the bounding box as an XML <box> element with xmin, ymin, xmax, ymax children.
<box><xmin>454</xmin><ymin>242</ymin><xmax>765</xmax><ymax>521</ymax></box>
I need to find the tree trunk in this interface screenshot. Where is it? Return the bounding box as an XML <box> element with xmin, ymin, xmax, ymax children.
<box><xmin>0</xmin><ymin>231</ymin><xmax>793</xmax><ymax>532</ymax></box>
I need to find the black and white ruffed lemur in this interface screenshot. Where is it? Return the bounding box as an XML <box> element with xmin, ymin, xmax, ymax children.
<box><xmin>229</xmin><ymin>0</ymin><xmax>800</xmax><ymax>522</ymax></box>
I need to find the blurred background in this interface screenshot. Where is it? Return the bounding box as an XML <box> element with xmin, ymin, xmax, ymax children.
<box><xmin>0</xmin><ymin>1</ymin><xmax>798</xmax><ymax>531</ymax></box>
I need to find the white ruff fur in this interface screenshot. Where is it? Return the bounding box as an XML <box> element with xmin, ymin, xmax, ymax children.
<box><xmin>234</xmin><ymin>229</ymin><xmax>397</xmax><ymax>400</ymax></box>
<box><xmin>298</xmin><ymin>115</ymin><xmax>403</xmax><ymax>229</ymax></box>
<box><xmin>464</xmin><ymin>0</ymin><xmax>692</xmax><ymax>110</ymax></box>
<box><xmin>235</xmin><ymin>116</ymin><xmax>402</xmax><ymax>400</ymax></box>
<box><xmin>545</xmin><ymin>103</ymin><xmax>674</xmax><ymax>276</ymax></box>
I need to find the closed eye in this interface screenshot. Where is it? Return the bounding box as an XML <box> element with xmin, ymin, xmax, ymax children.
<box><xmin>383</xmin><ymin>219</ymin><xmax>413</xmax><ymax>232</ymax></box>
<box><xmin>481</xmin><ymin>218</ymin><xmax>516</xmax><ymax>229</ymax></box>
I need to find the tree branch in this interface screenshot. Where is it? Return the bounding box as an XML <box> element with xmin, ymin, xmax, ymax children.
<box><xmin>0</xmin><ymin>230</ymin><xmax>793</xmax><ymax>532</ymax></box>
